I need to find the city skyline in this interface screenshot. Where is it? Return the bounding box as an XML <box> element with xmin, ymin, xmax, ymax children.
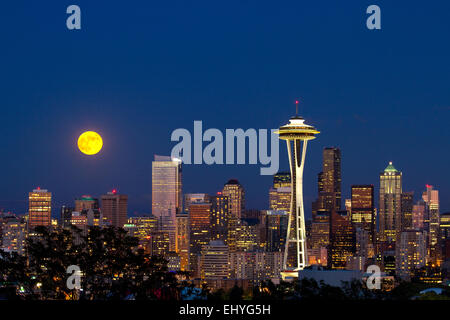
<box><xmin>4</xmin><ymin>143</ymin><xmax>446</xmax><ymax>290</ymax></box>
<box><xmin>3</xmin><ymin>0</ymin><xmax>450</xmax><ymax>307</ymax></box>
<box><xmin>0</xmin><ymin>154</ymin><xmax>447</xmax><ymax>218</ymax></box>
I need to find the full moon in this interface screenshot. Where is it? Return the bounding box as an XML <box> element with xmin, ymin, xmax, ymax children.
<box><xmin>78</xmin><ymin>131</ymin><xmax>103</xmax><ymax>155</ymax></box>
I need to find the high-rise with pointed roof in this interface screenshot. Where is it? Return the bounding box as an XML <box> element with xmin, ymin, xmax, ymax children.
<box><xmin>379</xmin><ymin>161</ymin><xmax>402</xmax><ymax>243</ymax></box>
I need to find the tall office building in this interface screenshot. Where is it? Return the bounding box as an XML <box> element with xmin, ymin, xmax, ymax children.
<box><xmin>60</xmin><ymin>206</ymin><xmax>74</xmax><ymax>229</ymax></box>
<box><xmin>152</xmin><ymin>155</ymin><xmax>182</xmax><ymax>251</ymax></box>
<box><xmin>318</xmin><ymin>148</ymin><xmax>342</xmax><ymax>211</ymax></box>
<box><xmin>351</xmin><ymin>185</ymin><xmax>375</xmax><ymax>243</ymax></box>
<box><xmin>263</xmin><ymin>210</ymin><xmax>288</xmax><ymax>252</ymax></box>
<box><xmin>422</xmin><ymin>185</ymin><xmax>440</xmax><ymax>263</ymax></box>
<box><xmin>235</xmin><ymin>219</ymin><xmax>260</xmax><ymax>252</ymax></box>
<box><xmin>222</xmin><ymin>179</ymin><xmax>245</xmax><ymax>220</ymax></box>
<box><xmin>309</xmin><ymin>210</ymin><xmax>330</xmax><ymax>266</ymax></box>
<box><xmin>28</xmin><ymin>188</ymin><xmax>52</xmax><ymax>230</ymax></box>
<box><xmin>0</xmin><ymin>216</ymin><xmax>27</xmax><ymax>255</ymax></box>
<box><xmin>412</xmin><ymin>201</ymin><xmax>426</xmax><ymax>230</ymax></box>
<box><xmin>200</xmin><ymin>240</ymin><xmax>230</xmax><ymax>280</ymax></box>
<box><xmin>329</xmin><ymin>210</ymin><xmax>355</xmax><ymax>269</ymax></box>
<box><xmin>210</xmin><ymin>193</ymin><xmax>229</xmax><ymax>243</ymax></box>
<box><xmin>269</xmin><ymin>171</ymin><xmax>291</xmax><ymax>216</ymax></box>
<box><xmin>175</xmin><ymin>212</ymin><xmax>190</xmax><ymax>271</ymax></box>
<box><xmin>222</xmin><ymin>179</ymin><xmax>245</xmax><ymax>252</ymax></box>
<box><xmin>309</xmin><ymin>148</ymin><xmax>341</xmax><ymax>267</ymax></box>
<box><xmin>379</xmin><ymin>162</ymin><xmax>402</xmax><ymax>243</ymax></box>
<box><xmin>101</xmin><ymin>190</ymin><xmax>128</xmax><ymax>228</ymax></box>
<box><xmin>269</xmin><ymin>187</ymin><xmax>291</xmax><ymax>212</ymax></box>
<box><xmin>189</xmin><ymin>202</ymin><xmax>211</xmax><ymax>276</ymax></box>
<box><xmin>440</xmin><ymin>213</ymin><xmax>450</xmax><ymax>261</ymax></box>
<box><xmin>75</xmin><ymin>195</ymin><xmax>99</xmax><ymax>212</ymax></box>
<box><xmin>277</xmin><ymin>106</ymin><xmax>320</xmax><ymax>274</ymax></box>
<box><xmin>396</xmin><ymin>230</ymin><xmax>427</xmax><ymax>280</ymax></box>
<box><xmin>401</xmin><ymin>192</ymin><xmax>414</xmax><ymax>231</ymax></box>
<box><xmin>230</xmin><ymin>251</ymin><xmax>283</xmax><ymax>280</ymax></box>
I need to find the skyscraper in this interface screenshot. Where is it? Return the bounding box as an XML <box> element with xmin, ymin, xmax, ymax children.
<box><xmin>1</xmin><ymin>215</ymin><xmax>27</xmax><ymax>255</ymax></box>
<box><xmin>379</xmin><ymin>162</ymin><xmax>402</xmax><ymax>243</ymax></box>
<box><xmin>318</xmin><ymin>147</ymin><xmax>342</xmax><ymax>211</ymax></box>
<box><xmin>152</xmin><ymin>155</ymin><xmax>182</xmax><ymax>251</ymax></box>
<box><xmin>269</xmin><ymin>172</ymin><xmax>291</xmax><ymax>214</ymax></box>
<box><xmin>351</xmin><ymin>185</ymin><xmax>375</xmax><ymax>243</ymax></box>
<box><xmin>189</xmin><ymin>202</ymin><xmax>211</xmax><ymax>276</ymax></box>
<box><xmin>222</xmin><ymin>179</ymin><xmax>245</xmax><ymax>252</ymax></box>
<box><xmin>101</xmin><ymin>190</ymin><xmax>128</xmax><ymax>228</ymax></box>
<box><xmin>401</xmin><ymin>192</ymin><xmax>414</xmax><ymax>231</ymax></box>
<box><xmin>329</xmin><ymin>210</ymin><xmax>355</xmax><ymax>269</ymax></box>
<box><xmin>350</xmin><ymin>185</ymin><xmax>375</xmax><ymax>265</ymax></box>
<box><xmin>422</xmin><ymin>185</ymin><xmax>440</xmax><ymax>263</ymax></box>
<box><xmin>412</xmin><ymin>201</ymin><xmax>426</xmax><ymax>230</ymax></box>
<box><xmin>277</xmin><ymin>106</ymin><xmax>320</xmax><ymax>274</ymax></box>
<box><xmin>263</xmin><ymin>210</ymin><xmax>288</xmax><ymax>252</ymax></box>
<box><xmin>309</xmin><ymin>148</ymin><xmax>341</xmax><ymax>267</ymax></box>
<box><xmin>440</xmin><ymin>212</ymin><xmax>450</xmax><ymax>261</ymax></box>
<box><xmin>309</xmin><ymin>210</ymin><xmax>330</xmax><ymax>266</ymax></box>
<box><xmin>210</xmin><ymin>193</ymin><xmax>229</xmax><ymax>243</ymax></box>
<box><xmin>222</xmin><ymin>179</ymin><xmax>245</xmax><ymax>220</ymax></box>
<box><xmin>28</xmin><ymin>188</ymin><xmax>52</xmax><ymax>230</ymax></box>
<box><xmin>60</xmin><ymin>205</ymin><xmax>74</xmax><ymax>229</ymax></box>
<box><xmin>175</xmin><ymin>212</ymin><xmax>190</xmax><ymax>271</ymax></box>
<box><xmin>396</xmin><ymin>230</ymin><xmax>427</xmax><ymax>280</ymax></box>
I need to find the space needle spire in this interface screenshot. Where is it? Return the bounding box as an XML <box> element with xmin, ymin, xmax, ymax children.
<box><xmin>276</xmin><ymin>100</ymin><xmax>320</xmax><ymax>278</ymax></box>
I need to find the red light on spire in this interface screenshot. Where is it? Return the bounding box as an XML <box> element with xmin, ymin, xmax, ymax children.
<box><xmin>426</xmin><ymin>184</ymin><xmax>432</xmax><ymax>189</ymax></box>
<box><xmin>112</xmin><ymin>189</ymin><xmax>117</xmax><ymax>194</ymax></box>
<box><xmin>37</xmin><ymin>186</ymin><xmax>40</xmax><ymax>190</ymax></box>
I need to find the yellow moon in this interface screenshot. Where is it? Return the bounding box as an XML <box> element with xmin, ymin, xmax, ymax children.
<box><xmin>77</xmin><ymin>131</ymin><xmax>103</xmax><ymax>155</ymax></box>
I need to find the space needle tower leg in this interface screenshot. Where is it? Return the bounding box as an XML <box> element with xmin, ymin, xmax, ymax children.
<box><xmin>283</xmin><ymin>139</ymin><xmax>308</xmax><ymax>271</ymax></box>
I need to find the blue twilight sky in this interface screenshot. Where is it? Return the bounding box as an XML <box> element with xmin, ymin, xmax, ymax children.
<box><xmin>0</xmin><ymin>0</ymin><xmax>449</xmax><ymax>217</ymax></box>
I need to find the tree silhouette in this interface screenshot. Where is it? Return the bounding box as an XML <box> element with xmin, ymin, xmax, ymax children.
<box><xmin>0</xmin><ymin>226</ymin><xmax>179</xmax><ymax>300</ymax></box>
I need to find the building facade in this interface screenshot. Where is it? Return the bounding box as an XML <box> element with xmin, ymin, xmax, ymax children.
<box><xmin>152</xmin><ymin>155</ymin><xmax>182</xmax><ymax>251</ymax></box>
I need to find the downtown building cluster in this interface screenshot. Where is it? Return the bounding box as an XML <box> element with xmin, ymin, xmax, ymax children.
<box><xmin>304</xmin><ymin>148</ymin><xmax>449</xmax><ymax>285</ymax></box>
<box><xmin>1</xmin><ymin>152</ymin><xmax>449</xmax><ymax>291</ymax></box>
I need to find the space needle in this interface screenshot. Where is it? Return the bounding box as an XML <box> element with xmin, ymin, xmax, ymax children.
<box><xmin>277</xmin><ymin>101</ymin><xmax>319</xmax><ymax>278</ymax></box>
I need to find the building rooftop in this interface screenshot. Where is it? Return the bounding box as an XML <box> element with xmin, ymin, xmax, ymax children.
<box><xmin>384</xmin><ymin>161</ymin><xmax>398</xmax><ymax>173</ymax></box>
<box><xmin>225</xmin><ymin>179</ymin><xmax>240</xmax><ymax>185</ymax></box>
